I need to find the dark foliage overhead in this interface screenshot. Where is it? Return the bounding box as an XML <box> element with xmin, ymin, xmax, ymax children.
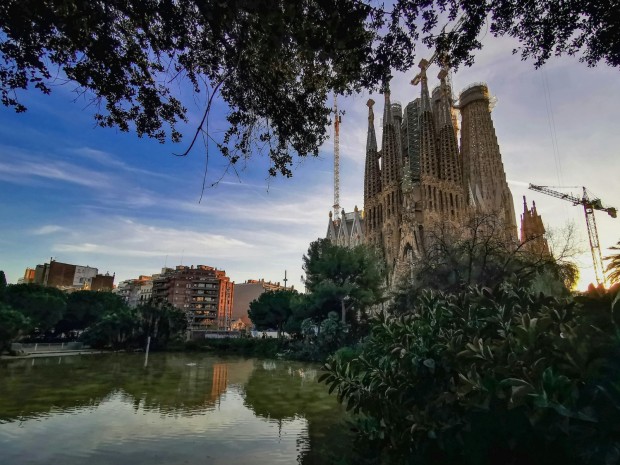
<box><xmin>1</xmin><ymin>1</ymin><xmax>618</xmax><ymax>176</ymax></box>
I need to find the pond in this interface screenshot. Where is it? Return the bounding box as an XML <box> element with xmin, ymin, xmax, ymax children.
<box><xmin>0</xmin><ymin>353</ymin><xmax>353</xmax><ymax>465</ymax></box>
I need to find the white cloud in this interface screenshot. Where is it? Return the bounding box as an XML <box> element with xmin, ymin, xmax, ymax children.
<box><xmin>31</xmin><ymin>225</ymin><xmax>65</xmax><ymax>235</ymax></box>
<box><xmin>71</xmin><ymin>147</ymin><xmax>172</xmax><ymax>179</ymax></box>
<box><xmin>0</xmin><ymin>145</ymin><xmax>114</xmax><ymax>188</ymax></box>
<box><xmin>52</xmin><ymin>217</ymin><xmax>253</xmax><ymax>258</ymax></box>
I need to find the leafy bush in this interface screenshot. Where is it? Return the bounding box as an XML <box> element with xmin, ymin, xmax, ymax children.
<box><xmin>321</xmin><ymin>284</ymin><xmax>620</xmax><ymax>465</ymax></box>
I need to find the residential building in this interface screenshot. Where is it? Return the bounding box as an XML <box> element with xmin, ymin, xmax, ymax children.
<box><xmin>29</xmin><ymin>259</ymin><xmax>114</xmax><ymax>291</ymax></box>
<box><xmin>152</xmin><ymin>265</ymin><xmax>234</xmax><ymax>330</ymax></box>
<box><xmin>17</xmin><ymin>268</ymin><xmax>36</xmax><ymax>284</ymax></box>
<box><xmin>231</xmin><ymin>279</ymin><xmax>290</xmax><ymax>329</ymax></box>
<box><xmin>115</xmin><ymin>275</ymin><xmax>154</xmax><ymax>307</ymax></box>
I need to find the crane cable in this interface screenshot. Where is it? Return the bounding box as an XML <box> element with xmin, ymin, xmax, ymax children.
<box><xmin>540</xmin><ymin>68</ymin><xmax>564</xmax><ymax>186</ymax></box>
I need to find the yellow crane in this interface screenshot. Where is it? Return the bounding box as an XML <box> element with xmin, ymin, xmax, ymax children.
<box><xmin>528</xmin><ymin>184</ymin><xmax>617</xmax><ymax>286</ymax></box>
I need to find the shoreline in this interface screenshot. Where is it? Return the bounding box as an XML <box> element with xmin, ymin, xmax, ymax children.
<box><xmin>1</xmin><ymin>350</ymin><xmax>110</xmax><ymax>360</ymax></box>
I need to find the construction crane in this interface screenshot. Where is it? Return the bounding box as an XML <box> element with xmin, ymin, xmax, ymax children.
<box><xmin>333</xmin><ymin>94</ymin><xmax>342</xmax><ymax>220</ymax></box>
<box><xmin>528</xmin><ymin>184</ymin><xmax>617</xmax><ymax>286</ymax></box>
<box><xmin>410</xmin><ymin>16</ymin><xmax>466</xmax><ymax>86</ymax></box>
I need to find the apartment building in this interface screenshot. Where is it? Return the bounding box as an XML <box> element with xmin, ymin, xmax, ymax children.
<box><xmin>152</xmin><ymin>265</ymin><xmax>234</xmax><ymax>330</ymax></box>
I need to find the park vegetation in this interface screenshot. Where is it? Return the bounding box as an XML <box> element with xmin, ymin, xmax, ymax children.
<box><xmin>0</xmin><ymin>274</ymin><xmax>186</xmax><ymax>354</ymax></box>
<box><xmin>234</xmin><ymin>223</ymin><xmax>620</xmax><ymax>463</ymax></box>
<box><xmin>243</xmin><ymin>239</ymin><xmax>386</xmax><ymax>361</ymax></box>
<box><xmin>315</xmin><ymin>224</ymin><xmax>620</xmax><ymax>464</ymax></box>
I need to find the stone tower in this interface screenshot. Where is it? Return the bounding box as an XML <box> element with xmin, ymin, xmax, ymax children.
<box><xmin>379</xmin><ymin>88</ymin><xmax>402</xmax><ymax>273</ymax></box>
<box><xmin>520</xmin><ymin>196</ymin><xmax>550</xmax><ymax>256</ymax></box>
<box><xmin>363</xmin><ymin>99</ymin><xmax>382</xmax><ymax>248</ymax></box>
<box><xmin>459</xmin><ymin>83</ymin><xmax>517</xmax><ymax>237</ymax></box>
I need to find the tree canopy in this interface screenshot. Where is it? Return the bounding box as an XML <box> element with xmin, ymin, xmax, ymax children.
<box><xmin>605</xmin><ymin>240</ymin><xmax>620</xmax><ymax>285</ymax></box>
<box><xmin>4</xmin><ymin>284</ymin><xmax>67</xmax><ymax>333</ymax></box>
<box><xmin>303</xmin><ymin>239</ymin><xmax>384</xmax><ymax>324</ymax></box>
<box><xmin>248</xmin><ymin>289</ymin><xmax>299</xmax><ymax>338</ymax></box>
<box><xmin>2</xmin><ymin>1</ymin><xmax>617</xmax><ymax>177</ymax></box>
<box><xmin>391</xmin><ymin>213</ymin><xmax>578</xmax><ymax>311</ymax></box>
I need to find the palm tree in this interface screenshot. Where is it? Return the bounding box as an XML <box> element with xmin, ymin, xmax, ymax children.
<box><xmin>605</xmin><ymin>241</ymin><xmax>620</xmax><ymax>285</ymax></box>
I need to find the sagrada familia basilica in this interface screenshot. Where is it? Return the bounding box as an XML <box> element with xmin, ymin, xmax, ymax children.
<box><xmin>326</xmin><ymin>64</ymin><xmax>548</xmax><ymax>284</ymax></box>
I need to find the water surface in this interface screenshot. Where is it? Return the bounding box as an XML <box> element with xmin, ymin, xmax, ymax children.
<box><xmin>0</xmin><ymin>353</ymin><xmax>352</xmax><ymax>464</ymax></box>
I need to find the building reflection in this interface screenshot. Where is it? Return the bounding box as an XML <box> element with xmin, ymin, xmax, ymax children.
<box><xmin>208</xmin><ymin>363</ymin><xmax>228</xmax><ymax>404</ymax></box>
<box><xmin>0</xmin><ymin>354</ymin><xmax>256</xmax><ymax>421</ymax></box>
<box><xmin>0</xmin><ymin>354</ymin><xmax>354</xmax><ymax>465</ymax></box>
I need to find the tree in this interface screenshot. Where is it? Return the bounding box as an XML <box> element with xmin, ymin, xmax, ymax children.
<box><xmin>2</xmin><ymin>1</ymin><xmax>617</xmax><ymax>177</ymax></box>
<box><xmin>321</xmin><ymin>283</ymin><xmax>620</xmax><ymax>465</ymax></box>
<box><xmin>4</xmin><ymin>284</ymin><xmax>67</xmax><ymax>334</ymax></box>
<box><xmin>303</xmin><ymin>239</ymin><xmax>384</xmax><ymax>324</ymax></box>
<box><xmin>248</xmin><ymin>289</ymin><xmax>299</xmax><ymax>339</ymax></box>
<box><xmin>81</xmin><ymin>304</ymin><xmax>139</xmax><ymax>349</ymax></box>
<box><xmin>137</xmin><ymin>301</ymin><xmax>187</xmax><ymax>347</ymax></box>
<box><xmin>605</xmin><ymin>240</ymin><xmax>620</xmax><ymax>285</ymax></box>
<box><xmin>0</xmin><ymin>302</ymin><xmax>29</xmax><ymax>353</ymax></box>
<box><xmin>57</xmin><ymin>290</ymin><xmax>126</xmax><ymax>334</ymax></box>
<box><xmin>392</xmin><ymin>213</ymin><xmax>578</xmax><ymax>312</ymax></box>
<box><xmin>0</xmin><ymin>270</ymin><xmax>7</xmax><ymax>300</ymax></box>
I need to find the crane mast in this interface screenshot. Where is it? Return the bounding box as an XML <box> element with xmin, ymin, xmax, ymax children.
<box><xmin>333</xmin><ymin>95</ymin><xmax>341</xmax><ymax>220</ymax></box>
<box><xmin>528</xmin><ymin>184</ymin><xmax>617</xmax><ymax>286</ymax></box>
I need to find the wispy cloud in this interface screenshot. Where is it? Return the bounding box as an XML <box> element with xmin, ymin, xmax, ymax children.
<box><xmin>31</xmin><ymin>225</ymin><xmax>65</xmax><ymax>235</ymax></box>
<box><xmin>0</xmin><ymin>145</ymin><xmax>113</xmax><ymax>188</ymax></box>
<box><xmin>52</xmin><ymin>217</ymin><xmax>253</xmax><ymax>259</ymax></box>
<box><xmin>71</xmin><ymin>147</ymin><xmax>172</xmax><ymax>180</ymax></box>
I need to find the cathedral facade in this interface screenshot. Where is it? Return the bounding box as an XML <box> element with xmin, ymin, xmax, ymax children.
<box><xmin>327</xmin><ymin>66</ymin><xmax>519</xmax><ymax>285</ymax></box>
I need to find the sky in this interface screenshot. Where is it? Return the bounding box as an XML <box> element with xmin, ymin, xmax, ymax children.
<box><xmin>1</xmin><ymin>32</ymin><xmax>619</xmax><ymax>291</ymax></box>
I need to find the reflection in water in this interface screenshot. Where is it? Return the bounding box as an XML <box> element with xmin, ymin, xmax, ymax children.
<box><xmin>0</xmin><ymin>354</ymin><xmax>352</xmax><ymax>465</ymax></box>
<box><xmin>210</xmin><ymin>363</ymin><xmax>228</xmax><ymax>404</ymax></box>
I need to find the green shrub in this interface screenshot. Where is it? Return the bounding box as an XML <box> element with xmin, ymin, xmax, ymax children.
<box><xmin>331</xmin><ymin>345</ymin><xmax>362</xmax><ymax>365</ymax></box>
<box><xmin>321</xmin><ymin>284</ymin><xmax>620</xmax><ymax>465</ymax></box>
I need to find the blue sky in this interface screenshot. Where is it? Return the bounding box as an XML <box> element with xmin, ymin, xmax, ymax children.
<box><xmin>1</xmin><ymin>33</ymin><xmax>619</xmax><ymax>290</ymax></box>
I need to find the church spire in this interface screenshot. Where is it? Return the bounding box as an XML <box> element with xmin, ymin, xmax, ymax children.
<box><xmin>381</xmin><ymin>83</ymin><xmax>400</xmax><ymax>187</ymax></box>
<box><xmin>366</xmin><ymin>98</ymin><xmax>377</xmax><ymax>152</ymax></box>
<box><xmin>436</xmin><ymin>66</ymin><xmax>462</xmax><ymax>184</ymax></box>
<box><xmin>383</xmin><ymin>82</ymin><xmax>392</xmax><ymax>128</ymax></box>
<box><xmin>419</xmin><ymin>65</ymin><xmax>432</xmax><ymax>112</ymax></box>
<box><xmin>364</xmin><ymin>99</ymin><xmax>381</xmax><ymax>202</ymax></box>
<box><xmin>364</xmin><ymin>98</ymin><xmax>382</xmax><ymax>244</ymax></box>
<box><xmin>418</xmin><ymin>60</ymin><xmax>438</xmax><ymax>179</ymax></box>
